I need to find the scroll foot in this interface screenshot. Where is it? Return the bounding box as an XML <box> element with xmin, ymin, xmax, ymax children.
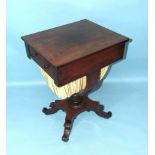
<box><xmin>94</xmin><ymin>107</ymin><xmax>112</xmax><ymax>119</ymax></box>
<box><xmin>42</xmin><ymin>102</ymin><xmax>59</xmax><ymax>115</ymax></box>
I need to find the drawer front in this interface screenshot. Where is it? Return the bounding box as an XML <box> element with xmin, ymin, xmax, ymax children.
<box><xmin>30</xmin><ymin>48</ymin><xmax>50</xmax><ymax>70</ymax></box>
<box><xmin>28</xmin><ymin>47</ymin><xmax>57</xmax><ymax>82</ymax></box>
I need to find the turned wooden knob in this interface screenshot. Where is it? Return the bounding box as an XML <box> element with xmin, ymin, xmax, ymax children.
<box><xmin>44</xmin><ymin>64</ymin><xmax>50</xmax><ymax>69</ymax></box>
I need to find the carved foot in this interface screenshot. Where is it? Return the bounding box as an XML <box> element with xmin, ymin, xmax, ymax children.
<box><xmin>93</xmin><ymin>103</ymin><xmax>112</xmax><ymax>119</ymax></box>
<box><xmin>62</xmin><ymin>120</ymin><xmax>73</xmax><ymax>142</ymax></box>
<box><xmin>62</xmin><ymin>113</ymin><xmax>75</xmax><ymax>142</ymax></box>
<box><xmin>94</xmin><ymin>109</ymin><xmax>112</xmax><ymax>119</ymax></box>
<box><xmin>85</xmin><ymin>97</ymin><xmax>112</xmax><ymax>119</ymax></box>
<box><xmin>42</xmin><ymin>102</ymin><xmax>59</xmax><ymax>115</ymax></box>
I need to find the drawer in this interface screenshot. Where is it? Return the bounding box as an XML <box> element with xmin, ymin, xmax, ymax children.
<box><xmin>28</xmin><ymin>46</ymin><xmax>57</xmax><ymax>83</ymax></box>
<box><xmin>30</xmin><ymin>47</ymin><xmax>51</xmax><ymax>70</ymax></box>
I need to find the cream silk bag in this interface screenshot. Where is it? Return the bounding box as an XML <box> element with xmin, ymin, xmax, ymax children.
<box><xmin>40</xmin><ymin>66</ymin><xmax>109</xmax><ymax>99</ymax></box>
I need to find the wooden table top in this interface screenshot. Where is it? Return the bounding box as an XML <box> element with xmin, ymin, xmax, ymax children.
<box><xmin>21</xmin><ymin>19</ymin><xmax>128</xmax><ymax>67</ymax></box>
<box><xmin>22</xmin><ymin>19</ymin><xmax>129</xmax><ymax>86</ymax></box>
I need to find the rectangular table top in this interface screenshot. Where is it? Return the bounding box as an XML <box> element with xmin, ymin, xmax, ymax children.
<box><xmin>21</xmin><ymin>19</ymin><xmax>128</xmax><ymax>67</ymax></box>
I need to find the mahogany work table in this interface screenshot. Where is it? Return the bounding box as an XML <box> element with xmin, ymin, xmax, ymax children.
<box><xmin>21</xmin><ymin>19</ymin><xmax>129</xmax><ymax>142</ymax></box>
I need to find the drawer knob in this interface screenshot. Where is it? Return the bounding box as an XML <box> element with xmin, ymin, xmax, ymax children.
<box><xmin>32</xmin><ymin>52</ymin><xmax>38</xmax><ymax>57</ymax></box>
<box><xmin>34</xmin><ymin>52</ymin><xmax>38</xmax><ymax>56</ymax></box>
<box><xmin>44</xmin><ymin>64</ymin><xmax>50</xmax><ymax>69</ymax></box>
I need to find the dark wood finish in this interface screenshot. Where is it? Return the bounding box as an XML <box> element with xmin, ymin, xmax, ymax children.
<box><xmin>85</xmin><ymin>69</ymin><xmax>101</xmax><ymax>93</ymax></box>
<box><xmin>21</xmin><ymin>19</ymin><xmax>128</xmax><ymax>66</ymax></box>
<box><xmin>42</xmin><ymin>94</ymin><xmax>112</xmax><ymax>142</ymax></box>
<box><xmin>21</xmin><ymin>19</ymin><xmax>130</xmax><ymax>142</ymax></box>
<box><xmin>58</xmin><ymin>42</ymin><xmax>125</xmax><ymax>86</ymax></box>
<box><xmin>21</xmin><ymin>19</ymin><xmax>129</xmax><ymax>87</ymax></box>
